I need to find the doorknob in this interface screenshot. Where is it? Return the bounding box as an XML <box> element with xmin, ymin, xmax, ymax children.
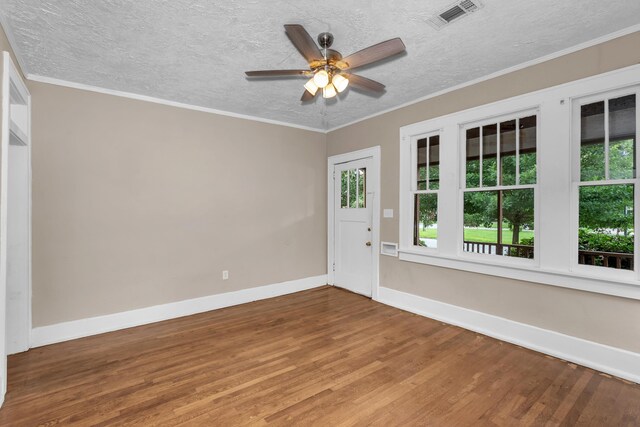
<box><xmin>365</xmin><ymin>241</ymin><xmax>372</xmax><ymax>246</ymax></box>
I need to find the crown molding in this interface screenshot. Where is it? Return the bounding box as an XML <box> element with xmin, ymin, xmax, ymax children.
<box><xmin>26</xmin><ymin>74</ymin><xmax>326</xmax><ymax>134</ymax></box>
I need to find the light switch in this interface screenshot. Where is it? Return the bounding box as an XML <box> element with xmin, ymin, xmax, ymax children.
<box><xmin>383</xmin><ymin>209</ymin><xmax>394</xmax><ymax>218</ymax></box>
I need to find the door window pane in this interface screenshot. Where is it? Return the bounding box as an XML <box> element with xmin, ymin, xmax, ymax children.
<box><xmin>579</xmin><ymin>184</ymin><xmax>634</xmax><ymax>270</ymax></box>
<box><xmin>341</xmin><ymin>168</ymin><xmax>366</xmax><ymax>209</ymax></box>
<box><xmin>348</xmin><ymin>170</ymin><xmax>357</xmax><ymax>207</ymax></box>
<box><xmin>414</xmin><ymin>193</ymin><xmax>438</xmax><ymax>248</ymax></box>
<box><xmin>580</xmin><ymin>101</ymin><xmax>606</xmax><ymax>181</ymax></box>
<box><xmin>357</xmin><ymin>168</ymin><xmax>366</xmax><ymax>208</ymax></box>
<box><xmin>341</xmin><ymin>171</ymin><xmax>348</xmax><ymax>208</ymax></box>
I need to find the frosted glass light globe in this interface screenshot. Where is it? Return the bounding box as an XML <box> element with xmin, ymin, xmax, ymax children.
<box><xmin>313</xmin><ymin>70</ymin><xmax>330</xmax><ymax>89</ymax></box>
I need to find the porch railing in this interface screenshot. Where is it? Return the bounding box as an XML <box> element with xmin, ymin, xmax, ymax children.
<box><xmin>463</xmin><ymin>241</ymin><xmax>534</xmax><ymax>258</ymax></box>
<box><xmin>578</xmin><ymin>250</ymin><xmax>633</xmax><ymax>270</ymax></box>
<box><xmin>463</xmin><ymin>240</ymin><xmax>633</xmax><ymax>270</ymax></box>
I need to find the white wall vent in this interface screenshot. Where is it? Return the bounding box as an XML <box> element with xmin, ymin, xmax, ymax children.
<box><xmin>427</xmin><ymin>0</ymin><xmax>484</xmax><ymax>30</ymax></box>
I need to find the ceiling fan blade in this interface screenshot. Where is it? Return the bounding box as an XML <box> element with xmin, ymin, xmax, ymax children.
<box><xmin>284</xmin><ymin>24</ymin><xmax>324</xmax><ymax>64</ymax></box>
<box><xmin>341</xmin><ymin>38</ymin><xmax>406</xmax><ymax>70</ymax></box>
<box><xmin>245</xmin><ymin>70</ymin><xmax>310</xmax><ymax>77</ymax></box>
<box><xmin>301</xmin><ymin>89</ymin><xmax>316</xmax><ymax>102</ymax></box>
<box><xmin>347</xmin><ymin>74</ymin><xmax>386</xmax><ymax>92</ymax></box>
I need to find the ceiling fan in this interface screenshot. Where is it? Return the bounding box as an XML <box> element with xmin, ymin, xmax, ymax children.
<box><xmin>245</xmin><ymin>24</ymin><xmax>406</xmax><ymax>102</ymax></box>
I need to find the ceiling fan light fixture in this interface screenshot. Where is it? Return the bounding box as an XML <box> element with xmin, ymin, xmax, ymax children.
<box><xmin>304</xmin><ymin>78</ymin><xmax>319</xmax><ymax>95</ymax></box>
<box><xmin>246</xmin><ymin>25</ymin><xmax>406</xmax><ymax>102</ymax></box>
<box><xmin>332</xmin><ymin>74</ymin><xmax>349</xmax><ymax>93</ymax></box>
<box><xmin>322</xmin><ymin>83</ymin><xmax>337</xmax><ymax>99</ymax></box>
<box><xmin>313</xmin><ymin>69</ymin><xmax>330</xmax><ymax>89</ymax></box>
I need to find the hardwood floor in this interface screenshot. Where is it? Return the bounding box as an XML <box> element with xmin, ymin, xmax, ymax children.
<box><xmin>1</xmin><ymin>286</ymin><xmax>639</xmax><ymax>426</ymax></box>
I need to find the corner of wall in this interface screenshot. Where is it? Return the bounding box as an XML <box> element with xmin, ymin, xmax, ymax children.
<box><xmin>0</xmin><ymin>16</ymin><xmax>26</xmax><ymax>80</ymax></box>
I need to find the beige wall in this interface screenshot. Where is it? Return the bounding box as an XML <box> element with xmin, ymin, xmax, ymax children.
<box><xmin>29</xmin><ymin>82</ymin><xmax>327</xmax><ymax>326</ymax></box>
<box><xmin>327</xmin><ymin>31</ymin><xmax>640</xmax><ymax>353</ymax></box>
<box><xmin>3</xmin><ymin>21</ymin><xmax>328</xmax><ymax>328</ymax></box>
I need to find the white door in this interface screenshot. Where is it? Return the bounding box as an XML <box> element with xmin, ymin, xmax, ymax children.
<box><xmin>334</xmin><ymin>158</ymin><xmax>373</xmax><ymax>296</ymax></box>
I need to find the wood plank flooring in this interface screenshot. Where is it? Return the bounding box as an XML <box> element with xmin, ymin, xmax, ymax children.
<box><xmin>1</xmin><ymin>286</ymin><xmax>639</xmax><ymax>426</ymax></box>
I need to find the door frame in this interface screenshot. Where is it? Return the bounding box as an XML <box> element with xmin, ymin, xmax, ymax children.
<box><xmin>0</xmin><ymin>52</ymin><xmax>32</xmax><ymax>403</ymax></box>
<box><xmin>327</xmin><ymin>146</ymin><xmax>380</xmax><ymax>299</ymax></box>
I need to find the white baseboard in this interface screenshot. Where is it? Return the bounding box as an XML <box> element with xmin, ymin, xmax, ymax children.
<box><xmin>31</xmin><ymin>275</ymin><xmax>327</xmax><ymax>348</ymax></box>
<box><xmin>376</xmin><ymin>286</ymin><xmax>640</xmax><ymax>384</ymax></box>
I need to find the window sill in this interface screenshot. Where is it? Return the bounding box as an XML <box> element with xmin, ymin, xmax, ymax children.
<box><xmin>398</xmin><ymin>249</ymin><xmax>640</xmax><ymax>301</ymax></box>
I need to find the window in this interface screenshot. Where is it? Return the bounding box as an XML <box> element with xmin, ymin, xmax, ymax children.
<box><xmin>576</xmin><ymin>93</ymin><xmax>636</xmax><ymax>271</ymax></box>
<box><xmin>413</xmin><ymin>134</ymin><xmax>439</xmax><ymax>248</ymax></box>
<box><xmin>399</xmin><ymin>66</ymin><xmax>640</xmax><ymax>299</ymax></box>
<box><xmin>462</xmin><ymin>113</ymin><xmax>537</xmax><ymax>259</ymax></box>
<box><xmin>340</xmin><ymin>168</ymin><xmax>366</xmax><ymax>208</ymax></box>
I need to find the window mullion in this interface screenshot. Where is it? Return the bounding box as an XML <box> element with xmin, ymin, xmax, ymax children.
<box><xmin>605</xmin><ymin>98</ymin><xmax>610</xmax><ymax>180</ymax></box>
<box><xmin>497</xmin><ymin>123</ymin><xmax>502</xmax><ymax>186</ymax></box>
<box><xmin>479</xmin><ymin>127</ymin><xmax>484</xmax><ymax>188</ymax></box>
<box><xmin>356</xmin><ymin>169</ymin><xmax>359</xmax><ymax>209</ymax></box>
<box><xmin>578</xmin><ymin>178</ymin><xmax>635</xmax><ymax>187</ymax></box>
<box><xmin>426</xmin><ymin>137</ymin><xmax>430</xmax><ymax>191</ymax></box>
<box><xmin>347</xmin><ymin>170</ymin><xmax>350</xmax><ymax>207</ymax></box>
<box><xmin>464</xmin><ymin>184</ymin><xmax>536</xmax><ymax>192</ymax></box>
<box><xmin>516</xmin><ymin>117</ymin><xmax>520</xmax><ymax>186</ymax></box>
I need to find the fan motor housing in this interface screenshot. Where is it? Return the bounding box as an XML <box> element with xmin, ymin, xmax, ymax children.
<box><xmin>317</xmin><ymin>32</ymin><xmax>334</xmax><ymax>49</ymax></box>
<box><xmin>324</xmin><ymin>49</ymin><xmax>342</xmax><ymax>62</ymax></box>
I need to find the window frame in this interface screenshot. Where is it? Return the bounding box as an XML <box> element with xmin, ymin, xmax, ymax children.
<box><xmin>398</xmin><ymin>64</ymin><xmax>640</xmax><ymax>301</ymax></box>
<box><xmin>570</xmin><ymin>86</ymin><xmax>640</xmax><ymax>281</ymax></box>
<box><xmin>458</xmin><ymin>108</ymin><xmax>540</xmax><ymax>266</ymax></box>
<box><xmin>410</xmin><ymin>131</ymin><xmax>441</xmax><ymax>251</ymax></box>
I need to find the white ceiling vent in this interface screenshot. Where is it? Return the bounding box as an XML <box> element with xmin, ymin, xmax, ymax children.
<box><xmin>427</xmin><ymin>0</ymin><xmax>484</xmax><ymax>30</ymax></box>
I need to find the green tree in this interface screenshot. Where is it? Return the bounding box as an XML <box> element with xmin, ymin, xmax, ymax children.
<box><xmin>416</xmin><ymin>194</ymin><xmax>437</xmax><ymax>228</ymax></box>
<box><xmin>579</xmin><ymin>184</ymin><xmax>634</xmax><ymax>235</ymax></box>
<box><xmin>502</xmin><ymin>152</ymin><xmax>535</xmax><ymax>244</ymax></box>
<box><xmin>502</xmin><ymin>189</ymin><xmax>534</xmax><ymax>244</ymax></box>
<box><xmin>463</xmin><ymin>191</ymin><xmax>495</xmax><ymax>228</ymax></box>
<box><xmin>579</xmin><ymin>138</ymin><xmax>634</xmax><ymax>234</ymax></box>
<box><xmin>464</xmin><ymin>151</ymin><xmax>536</xmax><ymax>245</ymax></box>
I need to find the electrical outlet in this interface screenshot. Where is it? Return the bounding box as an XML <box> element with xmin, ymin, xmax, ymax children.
<box><xmin>222</xmin><ymin>270</ymin><xmax>229</xmax><ymax>280</ymax></box>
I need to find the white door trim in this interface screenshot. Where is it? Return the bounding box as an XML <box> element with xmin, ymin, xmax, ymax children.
<box><xmin>328</xmin><ymin>146</ymin><xmax>381</xmax><ymax>300</ymax></box>
<box><xmin>0</xmin><ymin>52</ymin><xmax>32</xmax><ymax>404</ymax></box>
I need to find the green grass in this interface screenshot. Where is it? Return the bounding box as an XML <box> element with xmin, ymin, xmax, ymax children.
<box><xmin>419</xmin><ymin>227</ymin><xmax>534</xmax><ymax>244</ymax></box>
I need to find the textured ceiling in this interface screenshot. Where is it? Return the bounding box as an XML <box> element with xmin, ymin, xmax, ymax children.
<box><xmin>1</xmin><ymin>1</ymin><xmax>639</xmax><ymax>131</ymax></box>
